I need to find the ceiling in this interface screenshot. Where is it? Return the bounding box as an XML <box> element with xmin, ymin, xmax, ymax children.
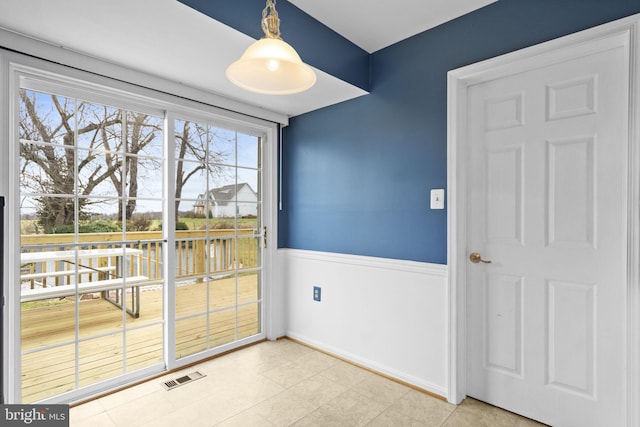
<box><xmin>0</xmin><ymin>0</ymin><xmax>496</xmax><ymax>118</ymax></box>
<box><xmin>289</xmin><ymin>0</ymin><xmax>496</xmax><ymax>53</ymax></box>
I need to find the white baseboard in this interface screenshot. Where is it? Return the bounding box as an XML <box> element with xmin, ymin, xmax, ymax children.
<box><xmin>286</xmin><ymin>332</ymin><xmax>447</xmax><ymax>398</ymax></box>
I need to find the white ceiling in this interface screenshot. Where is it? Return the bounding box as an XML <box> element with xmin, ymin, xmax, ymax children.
<box><xmin>0</xmin><ymin>0</ymin><xmax>496</xmax><ymax>117</ymax></box>
<box><xmin>290</xmin><ymin>0</ymin><xmax>497</xmax><ymax>53</ymax></box>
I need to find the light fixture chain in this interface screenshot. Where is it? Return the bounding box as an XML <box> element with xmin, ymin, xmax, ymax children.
<box><xmin>261</xmin><ymin>0</ymin><xmax>281</xmax><ymax>39</ymax></box>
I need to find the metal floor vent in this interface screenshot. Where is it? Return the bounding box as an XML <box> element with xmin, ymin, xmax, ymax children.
<box><xmin>162</xmin><ymin>371</ymin><xmax>206</xmax><ymax>390</ymax></box>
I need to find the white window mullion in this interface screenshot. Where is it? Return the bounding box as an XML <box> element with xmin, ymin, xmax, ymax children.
<box><xmin>73</xmin><ymin>96</ymin><xmax>81</xmax><ymax>392</ymax></box>
<box><xmin>234</xmin><ymin>132</ymin><xmax>240</xmax><ymax>343</ymax></box>
<box><xmin>120</xmin><ymin>109</ymin><xmax>128</xmax><ymax>375</ymax></box>
<box><xmin>204</xmin><ymin>124</ymin><xmax>211</xmax><ymax>351</ymax></box>
<box><xmin>164</xmin><ymin>112</ymin><xmax>177</xmax><ymax>369</ymax></box>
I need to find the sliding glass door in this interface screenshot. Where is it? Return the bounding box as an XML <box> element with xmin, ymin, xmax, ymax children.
<box><xmin>173</xmin><ymin>119</ymin><xmax>263</xmax><ymax>360</ymax></box>
<box><xmin>18</xmin><ymin>88</ymin><xmax>166</xmax><ymax>402</ymax></box>
<box><xmin>11</xmin><ymin>65</ymin><xmax>269</xmax><ymax>403</ymax></box>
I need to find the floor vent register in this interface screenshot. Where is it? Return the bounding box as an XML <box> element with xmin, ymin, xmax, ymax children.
<box><xmin>162</xmin><ymin>371</ymin><xmax>206</xmax><ymax>390</ymax></box>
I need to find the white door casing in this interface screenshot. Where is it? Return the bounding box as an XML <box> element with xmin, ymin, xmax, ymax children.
<box><xmin>447</xmin><ymin>14</ymin><xmax>640</xmax><ymax>427</ymax></box>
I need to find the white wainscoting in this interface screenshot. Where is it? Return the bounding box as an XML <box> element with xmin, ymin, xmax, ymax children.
<box><xmin>278</xmin><ymin>248</ymin><xmax>449</xmax><ymax>397</ymax></box>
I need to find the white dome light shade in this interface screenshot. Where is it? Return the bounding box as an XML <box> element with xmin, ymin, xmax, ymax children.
<box><xmin>227</xmin><ymin>37</ymin><xmax>316</xmax><ymax>95</ymax></box>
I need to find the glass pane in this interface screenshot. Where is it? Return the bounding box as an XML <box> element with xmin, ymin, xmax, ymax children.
<box><xmin>237</xmin><ymin>233</ymin><xmax>260</xmax><ymax>269</ymax></box>
<box><xmin>141</xmin><ymin>240</ymin><xmax>163</xmax><ymax>281</ymax></box>
<box><xmin>126</xmin><ymin>199</ymin><xmax>162</xmax><ymax>237</ymax></box>
<box><xmin>22</xmin><ymin>344</ymin><xmax>76</xmax><ymax>403</ymax></box>
<box><xmin>20</xmin><ymin>90</ymin><xmax>75</xmax><ymax>145</ymax></box>
<box><xmin>76</xmin><ymin>102</ymin><xmax>120</xmax><ymax>151</ymax></box>
<box><xmin>126</xmin><ymin>324</ymin><xmax>163</xmax><ymax>372</ymax></box>
<box><xmin>174</xmin><ymin>236</ymin><xmax>205</xmax><ymax>278</ymax></box>
<box><xmin>131</xmin><ymin>155</ymin><xmax>163</xmax><ymax>200</ymax></box>
<box><xmin>20</xmin><ymin>144</ymin><xmax>75</xmax><ymax>196</ymax></box>
<box><xmin>175</xmin><ymin>119</ymin><xmax>209</xmax><ymax>163</ymax></box>
<box><xmin>209</xmin><ymin>275</ymin><xmax>236</xmax><ymax>311</ymax></box>
<box><xmin>78</xmin><ymin>148</ymin><xmax>121</xmax><ymax>198</ymax></box>
<box><xmin>209</xmin><ymin>309</ymin><xmax>236</xmax><ymax>348</ymax></box>
<box><xmin>210</xmin><ymin>127</ymin><xmax>235</xmax><ymax>166</ymax></box>
<box><xmin>79</xmin><ymin>334</ymin><xmax>123</xmax><ymax>387</ymax></box>
<box><xmin>134</xmin><ymin>283</ymin><xmax>164</xmax><ymax>325</ymax></box>
<box><xmin>238</xmin><ymin>272</ymin><xmax>260</xmax><ymax>305</ymax></box>
<box><xmin>209</xmin><ymin>165</ymin><xmax>236</xmax><ymax>190</ymax></box>
<box><xmin>237</xmin><ymin>170</ymin><xmax>259</xmax><ymax>202</ymax></box>
<box><xmin>127</xmin><ymin>111</ymin><xmax>163</xmax><ymax>157</ymax></box>
<box><xmin>176</xmin><ymin>159</ymin><xmax>207</xmax><ymax>202</ymax></box>
<box><xmin>19</xmin><ymin>196</ymin><xmax>43</xmax><ymax>236</ymax></box>
<box><xmin>238</xmin><ymin>303</ymin><xmax>260</xmax><ymax>340</ymax></box>
<box><xmin>176</xmin><ymin>315</ymin><xmax>207</xmax><ymax>359</ymax></box>
<box><xmin>22</xmin><ymin>196</ymin><xmax>78</xmax><ymax>235</ymax></box>
<box><xmin>237</xmin><ymin>133</ymin><xmax>260</xmax><ymax>169</ymax></box>
<box><xmin>124</xmin><ymin>112</ymin><xmax>164</xmax><ymax>218</ymax></box>
<box><xmin>205</xmin><ymin>234</ymin><xmax>235</xmax><ymax>274</ymax></box>
<box><xmin>21</xmin><ymin>295</ymin><xmax>76</xmax><ymax>354</ymax></box>
<box><xmin>176</xmin><ymin>279</ymin><xmax>207</xmax><ymax>318</ymax></box>
<box><xmin>212</xmin><ymin>236</ymin><xmax>237</xmax><ymax>274</ymax></box>
<box><xmin>81</xmin><ymin>197</ymin><xmax>121</xmax><ymax>230</ymax></box>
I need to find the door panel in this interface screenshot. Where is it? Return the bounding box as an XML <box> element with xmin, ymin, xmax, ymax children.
<box><xmin>173</xmin><ymin>120</ymin><xmax>263</xmax><ymax>360</ymax></box>
<box><xmin>18</xmin><ymin>89</ymin><xmax>166</xmax><ymax>402</ymax></box>
<box><xmin>483</xmin><ymin>272</ymin><xmax>523</xmax><ymax>378</ymax></box>
<box><xmin>547</xmin><ymin>137</ymin><xmax>596</xmax><ymax>248</ymax></box>
<box><xmin>466</xmin><ymin>44</ymin><xmax>627</xmax><ymax>426</ymax></box>
<box><xmin>546</xmin><ymin>280</ymin><xmax>596</xmax><ymax>399</ymax></box>
<box><xmin>486</xmin><ymin>145</ymin><xmax>524</xmax><ymax>245</ymax></box>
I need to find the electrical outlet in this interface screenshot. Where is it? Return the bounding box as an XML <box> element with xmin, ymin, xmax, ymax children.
<box><xmin>313</xmin><ymin>286</ymin><xmax>321</xmax><ymax>302</ymax></box>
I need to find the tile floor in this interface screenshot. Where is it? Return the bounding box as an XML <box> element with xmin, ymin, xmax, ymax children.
<box><xmin>69</xmin><ymin>339</ymin><xmax>547</xmax><ymax>427</ymax></box>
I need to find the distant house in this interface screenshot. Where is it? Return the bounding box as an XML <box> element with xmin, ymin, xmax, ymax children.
<box><xmin>193</xmin><ymin>183</ymin><xmax>257</xmax><ymax>218</ymax></box>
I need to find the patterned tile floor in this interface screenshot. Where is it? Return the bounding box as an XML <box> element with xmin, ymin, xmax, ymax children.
<box><xmin>70</xmin><ymin>339</ymin><xmax>547</xmax><ymax>426</ymax></box>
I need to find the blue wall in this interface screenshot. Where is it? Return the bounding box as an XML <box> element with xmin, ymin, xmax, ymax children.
<box><xmin>279</xmin><ymin>0</ymin><xmax>640</xmax><ymax>264</ymax></box>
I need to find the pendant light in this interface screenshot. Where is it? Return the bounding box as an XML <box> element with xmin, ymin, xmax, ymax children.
<box><xmin>226</xmin><ymin>0</ymin><xmax>316</xmax><ymax>95</ymax></box>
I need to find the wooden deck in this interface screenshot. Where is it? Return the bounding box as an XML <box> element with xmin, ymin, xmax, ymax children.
<box><xmin>20</xmin><ymin>274</ymin><xmax>260</xmax><ymax>403</ymax></box>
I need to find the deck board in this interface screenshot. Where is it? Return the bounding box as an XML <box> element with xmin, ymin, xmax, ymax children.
<box><xmin>20</xmin><ymin>275</ymin><xmax>260</xmax><ymax>403</ymax></box>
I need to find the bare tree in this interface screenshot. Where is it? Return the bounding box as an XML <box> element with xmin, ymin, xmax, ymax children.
<box><xmin>20</xmin><ymin>89</ymin><xmax>231</xmax><ymax>232</ymax></box>
<box><xmin>104</xmin><ymin>111</ymin><xmax>162</xmax><ymax>222</ymax></box>
<box><xmin>174</xmin><ymin>120</ymin><xmax>229</xmax><ymax>219</ymax></box>
<box><xmin>19</xmin><ymin>90</ymin><xmax>162</xmax><ymax>230</ymax></box>
<box><xmin>20</xmin><ymin>91</ymin><xmax>121</xmax><ymax>231</ymax></box>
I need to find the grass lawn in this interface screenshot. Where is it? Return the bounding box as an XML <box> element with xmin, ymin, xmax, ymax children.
<box><xmin>22</xmin><ymin>217</ymin><xmax>258</xmax><ymax>235</ymax></box>
<box><xmin>154</xmin><ymin>217</ymin><xmax>257</xmax><ymax>231</ymax></box>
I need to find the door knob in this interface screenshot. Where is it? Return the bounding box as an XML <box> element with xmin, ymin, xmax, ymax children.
<box><xmin>469</xmin><ymin>252</ymin><xmax>492</xmax><ymax>264</ymax></box>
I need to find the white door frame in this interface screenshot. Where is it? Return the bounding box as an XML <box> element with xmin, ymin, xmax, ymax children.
<box><xmin>447</xmin><ymin>14</ymin><xmax>640</xmax><ymax>426</ymax></box>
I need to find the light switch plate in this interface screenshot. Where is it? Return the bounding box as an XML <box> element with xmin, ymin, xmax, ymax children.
<box><xmin>430</xmin><ymin>189</ymin><xmax>445</xmax><ymax>209</ymax></box>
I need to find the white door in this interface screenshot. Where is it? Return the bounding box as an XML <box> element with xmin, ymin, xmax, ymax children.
<box><xmin>465</xmin><ymin>40</ymin><xmax>628</xmax><ymax>426</ymax></box>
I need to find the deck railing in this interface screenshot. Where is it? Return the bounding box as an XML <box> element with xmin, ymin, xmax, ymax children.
<box><xmin>20</xmin><ymin>229</ymin><xmax>260</xmax><ymax>289</ymax></box>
